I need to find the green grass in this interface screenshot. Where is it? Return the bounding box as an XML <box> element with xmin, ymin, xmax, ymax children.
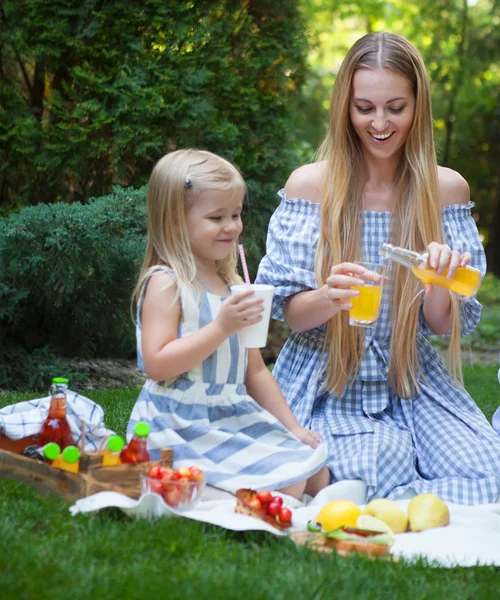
<box><xmin>1</xmin><ymin>368</ymin><xmax>499</xmax><ymax>600</ymax></box>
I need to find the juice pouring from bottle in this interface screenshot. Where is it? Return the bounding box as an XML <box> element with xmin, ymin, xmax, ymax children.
<box><xmin>38</xmin><ymin>377</ymin><xmax>76</xmax><ymax>448</ymax></box>
<box><xmin>120</xmin><ymin>422</ymin><xmax>151</xmax><ymax>464</ymax></box>
<box><xmin>380</xmin><ymin>243</ymin><xmax>481</xmax><ymax>297</ymax></box>
<box><xmin>102</xmin><ymin>435</ymin><xmax>125</xmax><ymax>466</ymax></box>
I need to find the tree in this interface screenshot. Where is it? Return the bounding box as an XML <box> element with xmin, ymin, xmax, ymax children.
<box><xmin>0</xmin><ymin>1</ymin><xmax>309</xmax><ymax>267</ymax></box>
<box><xmin>298</xmin><ymin>0</ymin><xmax>500</xmax><ymax>272</ymax></box>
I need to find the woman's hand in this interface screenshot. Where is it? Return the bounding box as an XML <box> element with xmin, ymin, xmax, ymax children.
<box><xmin>325</xmin><ymin>262</ymin><xmax>383</xmax><ymax>312</ymax></box>
<box><xmin>215</xmin><ymin>289</ymin><xmax>264</xmax><ymax>337</ymax></box>
<box><xmin>424</xmin><ymin>242</ymin><xmax>471</xmax><ymax>296</ymax></box>
<box><xmin>289</xmin><ymin>424</ymin><xmax>323</xmax><ymax>449</ymax></box>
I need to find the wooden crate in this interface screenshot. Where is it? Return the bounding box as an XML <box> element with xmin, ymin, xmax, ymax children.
<box><xmin>0</xmin><ymin>444</ymin><xmax>173</xmax><ymax>502</ymax></box>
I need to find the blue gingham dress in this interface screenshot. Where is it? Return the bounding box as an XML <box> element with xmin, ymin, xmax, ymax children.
<box><xmin>127</xmin><ymin>266</ymin><xmax>327</xmax><ymax>494</ymax></box>
<box><xmin>255</xmin><ymin>190</ymin><xmax>500</xmax><ymax>504</ymax></box>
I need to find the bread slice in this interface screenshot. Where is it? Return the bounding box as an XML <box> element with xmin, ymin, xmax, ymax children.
<box><xmin>235</xmin><ymin>488</ymin><xmax>292</xmax><ymax>531</ymax></box>
<box><xmin>291</xmin><ymin>529</ymin><xmax>395</xmax><ymax>558</ymax></box>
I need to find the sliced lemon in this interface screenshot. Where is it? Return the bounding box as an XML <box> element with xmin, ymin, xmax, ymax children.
<box><xmin>356</xmin><ymin>514</ymin><xmax>396</xmax><ymax>541</ymax></box>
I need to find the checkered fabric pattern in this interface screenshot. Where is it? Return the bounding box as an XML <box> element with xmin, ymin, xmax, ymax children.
<box><xmin>255</xmin><ymin>189</ymin><xmax>500</xmax><ymax>504</ymax></box>
<box><xmin>0</xmin><ymin>392</ymin><xmax>115</xmax><ymax>451</ymax></box>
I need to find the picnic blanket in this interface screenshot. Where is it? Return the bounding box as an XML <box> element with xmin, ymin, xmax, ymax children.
<box><xmin>0</xmin><ymin>391</ymin><xmax>115</xmax><ymax>452</ymax></box>
<box><xmin>69</xmin><ymin>479</ymin><xmax>500</xmax><ymax>568</ymax></box>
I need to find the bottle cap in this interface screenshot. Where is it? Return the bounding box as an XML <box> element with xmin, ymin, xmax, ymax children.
<box><xmin>107</xmin><ymin>435</ymin><xmax>125</xmax><ymax>453</ymax></box>
<box><xmin>52</xmin><ymin>377</ymin><xmax>69</xmax><ymax>384</ymax></box>
<box><xmin>43</xmin><ymin>442</ymin><xmax>61</xmax><ymax>461</ymax></box>
<box><xmin>62</xmin><ymin>445</ymin><xmax>80</xmax><ymax>463</ymax></box>
<box><xmin>134</xmin><ymin>422</ymin><xmax>150</xmax><ymax>437</ymax></box>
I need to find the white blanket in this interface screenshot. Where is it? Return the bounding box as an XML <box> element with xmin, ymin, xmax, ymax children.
<box><xmin>69</xmin><ymin>479</ymin><xmax>500</xmax><ymax>568</ymax></box>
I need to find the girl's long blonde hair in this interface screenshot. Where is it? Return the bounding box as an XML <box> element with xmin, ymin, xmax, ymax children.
<box><xmin>133</xmin><ymin>149</ymin><xmax>245</xmax><ymax>308</ymax></box>
<box><xmin>315</xmin><ymin>32</ymin><xmax>462</xmax><ymax>399</ymax></box>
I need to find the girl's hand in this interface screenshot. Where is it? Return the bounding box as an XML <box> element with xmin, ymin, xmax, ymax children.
<box><xmin>289</xmin><ymin>424</ymin><xmax>323</xmax><ymax>449</ymax></box>
<box><xmin>215</xmin><ymin>289</ymin><xmax>264</xmax><ymax>337</ymax></box>
<box><xmin>325</xmin><ymin>262</ymin><xmax>382</xmax><ymax>312</ymax></box>
<box><xmin>424</xmin><ymin>242</ymin><xmax>472</xmax><ymax>296</ymax></box>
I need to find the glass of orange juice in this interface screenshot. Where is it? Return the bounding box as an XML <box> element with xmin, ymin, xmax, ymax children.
<box><xmin>349</xmin><ymin>262</ymin><xmax>386</xmax><ymax>327</ymax></box>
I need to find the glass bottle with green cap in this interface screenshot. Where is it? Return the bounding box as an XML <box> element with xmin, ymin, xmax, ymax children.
<box><xmin>120</xmin><ymin>422</ymin><xmax>151</xmax><ymax>464</ymax></box>
<box><xmin>102</xmin><ymin>435</ymin><xmax>126</xmax><ymax>466</ymax></box>
<box><xmin>43</xmin><ymin>442</ymin><xmax>61</xmax><ymax>462</ymax></box>
<box><xmin>38</xmin><ymin>377</ymin><xmax>76</xmax><ymax>449</ymax></box>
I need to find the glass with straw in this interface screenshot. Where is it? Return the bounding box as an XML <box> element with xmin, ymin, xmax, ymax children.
<box><xmin>229</xmin><ymin>245</ymin><xmax>275</xmax><ymax>348</ymax></box>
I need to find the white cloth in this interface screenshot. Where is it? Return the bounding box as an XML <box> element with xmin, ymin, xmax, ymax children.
<box><xmin>69</xmin><ymin>479</ymin><xmax>500</xmax><ymax>568</ymax></box>
<box><xmin>0</xmin><ymin>390</ymin><xmax>115</xmax><ymax>451</ymax></box>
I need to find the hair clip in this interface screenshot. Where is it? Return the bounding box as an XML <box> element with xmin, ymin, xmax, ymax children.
<box><xmin>185</xmin><ymin>177</ymin><xmax>192</xmax><ymax>189</ymax></box>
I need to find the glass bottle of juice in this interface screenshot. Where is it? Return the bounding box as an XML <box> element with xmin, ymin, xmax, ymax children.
<box><xmin>43</xmin><ymin>442</ymin><xmax>61</xmax><ymax>462</ymax></box>
<box><xmin>102</xmin><ymin>435</ymin><xmax>125</xmax><ymax>466</ymax></box>
<box><xmin>380</xmin><ymin>243</ymin><xmax>481</xmax><ymax>297</ymax></box>
<box><xmin>120</xmin><ymin>422</ymin><xmax>151</xmax><ymax>464</ymax></box>
<box><xmin>38</xmin><ymin>377</ymin><xmax>76</xmax><ymax>448</ymax></box>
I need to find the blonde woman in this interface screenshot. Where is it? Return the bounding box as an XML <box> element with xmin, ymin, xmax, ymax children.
<box><xmin>256</xmin><ymin>33</ymin><xmax>500</xmax><ymax>504</ymax></box>
<box><xmin>128</xmin><ymin>149</ymin><xmax>329</xmax><ymax>499</ymax></box>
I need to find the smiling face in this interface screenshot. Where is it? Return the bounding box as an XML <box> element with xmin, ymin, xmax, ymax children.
<box><xmin>349</xmin><ymin>68</ymin><xmax>415</xmax><ymax>161</ymax></box>
<box><xmin>186</xmin><ymin>187</ymin><xmax>243</xmax><ymax>267</ymax></box>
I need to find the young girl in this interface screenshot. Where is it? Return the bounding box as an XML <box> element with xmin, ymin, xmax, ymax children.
<box><xmin>256</xmin><ymin>33</ymin><xmax>500</xmax><ymax>504</ymax></box>
<box><xmin>127</xmin><ymin>149</ymin><xmax>329</xmax><ymax>499</ymax></box>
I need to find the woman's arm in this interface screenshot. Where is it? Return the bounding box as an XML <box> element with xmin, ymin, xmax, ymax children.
<box><xmin>141</xmin><ymin>273</ymin><xmax>263</xmax><ymax>381</ymax></box>
<box><xmin>244</xmin><ymin>349</ymin><xmax>321</xmax><ymax>448</ymax></box>
<box><xmin>285</xmin><ymin>263</ymin><xmax>376</xmax><ymax>332</ymax></box>
<box><xmin>422</xmin><ymin>168</ymin><xmax>471</xmax><ymax>335</ymax></box>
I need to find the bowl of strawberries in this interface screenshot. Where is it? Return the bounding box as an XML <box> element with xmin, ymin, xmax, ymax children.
<box><xmin>141</xmin><ymin>465</ymin><xmax>205</xmax><ymax>510</ymax></box>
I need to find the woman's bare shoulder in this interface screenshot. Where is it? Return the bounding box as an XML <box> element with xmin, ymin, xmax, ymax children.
<box><xmin>283</xmin><ymin>161</ymin><xmax>327</xmax><ymax>204</ymax></box>
<box><xmin>437</xmin><ymin>166</ymin><xmax>470</xmax><ymax>207</ymax></box>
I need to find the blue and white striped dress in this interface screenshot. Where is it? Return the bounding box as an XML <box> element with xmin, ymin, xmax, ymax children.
<box><xmin>127</xmin><ymin>266</ymin><xmax>327</xmax><ymax>494</ymax></box>
<box><xmin>256</xmin><ymin>189</ymin><xmax>500</xmax><ymax>505</ymax></box>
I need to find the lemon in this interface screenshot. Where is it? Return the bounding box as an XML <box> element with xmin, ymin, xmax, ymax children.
<box><xmin>407</xmin><ymin>493</ymin><xmax>450</xmax><ymax>532</ymax></box>
<box><xmin>361</xmin><ymin>498</ymin><xmax>408</xmax><ymax>533</ymax></box>
<box><xmin>315</xmin><ymin>500</ymin><xmax>361</xmax><ymax>533</ymax></box>
<box><xmin>356</xmin><ymin>515</ymin><xmax>396</xmax><ymax>542</ymax></box>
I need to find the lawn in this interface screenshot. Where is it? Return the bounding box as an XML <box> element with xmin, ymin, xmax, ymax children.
<box><xmin>1</xmin><ymin>365</ymin><xmax>499</xmax><ymax>600</ymax></box>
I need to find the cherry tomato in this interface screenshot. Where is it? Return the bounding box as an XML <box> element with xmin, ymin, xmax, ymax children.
<box><xmin>164</xmin><ymin>486</ymin><xmax>182</xmax><ymax>507</ymax></box>
<box><xmin>256</xmin><ymin>490</ymin><xmax>273</xmax><ymax>505</ymax></box>
<box><xmin>148</xmin><ymin>465</ymin><xmax>161</xmax><ymax>479</ymax></box>
<box><xmin>157</xmin><ymin>466</ymin><xmax>173</xmax><ymax>478</ymax></box>
<box><xmin>271</xmin><ymin>496</ymin><xmax>283</xmax><ymax>508</ymax></box>
<box><xmin>188</xmin><ymin>466</ymin><xmax>204</xmax><ymax>482</ymax></box>
<box><xmin>149</xmin><ymin>480</ymin><xmax>164</xmax><ymax>495</ymax></box>
<box><xmin>266</xmin><ymin>501</ymin><xmax>281</xmax><ymax>517</ymax></box>
<box><xmin>177</xmin><ymin>467</ymin><xmax>192</xmax><ymax>479</ymax></box>
<box><xmin>278</xmin><ymin>507</ymin><xmax>292</xmax><ymax>524</ymax></box>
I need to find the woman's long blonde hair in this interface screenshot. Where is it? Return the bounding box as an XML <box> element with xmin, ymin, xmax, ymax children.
<box><xmin>133</xmin><ymin>149</ymin><xmax>245</xmax><ymax>309</ymax></box>
<box><xmin>315</xmin><ymin>32</ymin><xmax>462</xmax><ymax>399</ymax></box>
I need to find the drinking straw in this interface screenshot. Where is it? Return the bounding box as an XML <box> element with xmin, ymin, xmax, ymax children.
<box><xmin>238</xmin><ymin>244</ymin><xmax>251</xmax><ymax>286</ymax></box>
<box><xmin>80</xmin><ymin>417</ymin><xmax>86</xmax><ymax>452</ymax></box>
<box><xmin>97</xmin><ymin>434</ymin><xmax>111</xmax><ymax>453</ymax></box>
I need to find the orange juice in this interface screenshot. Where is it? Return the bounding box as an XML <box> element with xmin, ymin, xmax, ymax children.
<box><xmin>411</xmin><ymin>265</ymin><xmax>481</xmax><ymax>297</ymax></box>
<box><xmin>349</xmin><ymin>285</ymin><xmax>382</xmax><ymax>325</ymax></box>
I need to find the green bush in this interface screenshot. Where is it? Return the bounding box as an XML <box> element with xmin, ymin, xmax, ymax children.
<box><xmin>0</xmin><ymin>187</ymin><xmax>146</xmax><ymax>389</ymax></box>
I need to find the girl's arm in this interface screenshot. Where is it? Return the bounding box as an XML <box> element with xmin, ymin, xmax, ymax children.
<box><xmin>141</xmin><ymin>272</ymin><xmax>263</xmax><ymax>381</ymax></box>
<box><xmin>244</xmin><ymin>349</ymin><xmax>321</xmax><ymax>448</ymax></box>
